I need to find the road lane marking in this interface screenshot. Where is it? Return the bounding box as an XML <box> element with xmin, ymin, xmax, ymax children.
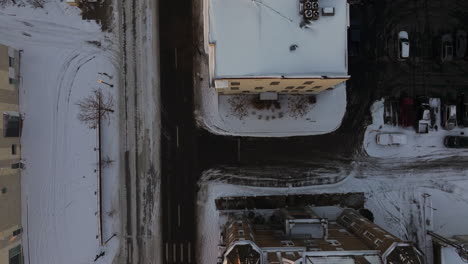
<box><xmin>180</xmin><ymin>243</ymin><xmax>184</xmax><ymax>263</ymax></box>
<box><xmin>178</xmin><ymin>204</ymin><xmax>181</xmax><ymax>227</ymax></box>
<box><xmin>174</xmin><ymin>48</ymin><xmax>178</xmax><ymax>69</ymax></box>
<box><xmin>165</xmin><ymin>243</ymin><xmax>169</xmax><ymax>263</ymax></box>
<box><xmin>173</xmin><ymin>243</ymin><xmax>177</xmax><ymax>263</ymax></box>
<box><xmin>188</xmin><ymin>242</ymin><xmax>191</xmax><ymax>263</ymax></box>
<box><xmin>176</xmin><ymin>126</ymin><xmax>179</xmax><ymax>148</ymax></box>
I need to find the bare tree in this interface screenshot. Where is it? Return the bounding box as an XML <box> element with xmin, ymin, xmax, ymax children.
<box><xmin>77</xmin><ymin>88</ymin><xmax>115</xmax><ymax>129</ymax></box>
<box><xmin>228</xmin><ymin>95</ymin><xmax>250</xmax><ymax>119</ymax></box>
<box><xmin>288</xmin><ymin>95</ymin><xmax>313</xmax><ymax>118</ymax></box>
<box><xmin>101</xmin><ymin>155</ymin><xmax>115</xmax><ymax>169</ymax></box>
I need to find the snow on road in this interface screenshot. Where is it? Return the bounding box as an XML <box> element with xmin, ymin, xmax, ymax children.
<box><xmin>197</xmin><ymin>168</ymin><xmax>468</xmax><ymax>264</ymax></box>
<box><xmin>1</xmin><ymin>2</ymin><xmax>120</xmax><ymax>264</ymax></box>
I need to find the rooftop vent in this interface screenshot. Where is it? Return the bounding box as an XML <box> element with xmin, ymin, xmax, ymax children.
<box><xmin>301</xmin><ymin>0</ymin><xmax>319</xmax><ymax>21</ymax></box>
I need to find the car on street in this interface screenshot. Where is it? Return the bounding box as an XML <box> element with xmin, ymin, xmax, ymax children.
<box><xmin>455</xmin><ymin>30</ymin><xmax>467</xmax><ymax>59</ymax></box>
<box><xmin>444</xmin><ymin>136</ymin><xmax>468</xmax><ymax>148</ymax></box>
<box><xmin>458</xmin><ymin>93</ymin><xmax>468</xmax><ymax>127</ymax></box>
<box><xmin>442</xmin><ymin>104</ymin><xmax>457</xmax><ymax>130</ymax></box>
<box><xmin>441</xmin><ymin>34</ymin><xmax>454</xmax><ymax>62</ymax></box>
<box><xmin>399</xmin><ymin>97</ymin><xmax>415</xmax><ymax>127</ymax></box>
<box><xmin>398</xmin><ymin>31</ymin><xmax>410</xmax><ymax>60</ymax></box>
<box><xmin>376</xmin><ymin>133</ymin><xmax>408</xmax><ymax>146</ymax></box>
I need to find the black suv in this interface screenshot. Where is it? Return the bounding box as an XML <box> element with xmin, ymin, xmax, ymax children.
<box><xmin>444</xmin><ymin>136</ymin><xmax>468</xmax><ymax>148</ymax></box>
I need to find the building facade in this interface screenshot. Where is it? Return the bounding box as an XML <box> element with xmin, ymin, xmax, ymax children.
<box><xmin>221</xmin><ymin>207</ymin><xmax>423</xmax><ymax>264</ymax></box>
<box><xmin>0</xmin><ymin>44</ymin><xmax>22</xmax><ymax>264</ymax></box>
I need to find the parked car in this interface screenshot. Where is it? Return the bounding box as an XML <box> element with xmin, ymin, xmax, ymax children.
<box><xmin>398</xmin><ymin>31</ymin><xmax>410</xmax><ymax>60</ymax></box>
<box><xmin>400</xmin><ymin>97</ymin><xmax>415</xmax><ymax>127</ymax></box>
<box><xmin>441</xmin><ymin>34</ymin><xmax>454</xmax><ymax>62</ymax></box>
<box><xmin>458</xmin><ymin>93</ymin><xmax>468</xmax><ymax>127</ymax></box>
<box><xmin>444</xmin><ymin>136</ymin><xmax>468</xmax><ymax>148</ymax></box>
<box><xmin>442</xmin><ymin>104</ymin><xmax>457</xmax><ymax>130</ymax></box>
<box><xmin>455</xmin><ymin>30</ymin><xmax>467</xmax><ymax>59</ymax></box>
<box><xmin>384</xmin><ymin>98</ymin><xmax>399</xmax><ymax>125</ymax></box>
<box><xmin>376</xmin><ymin>133</ymin><xmax>408</xmax><ymax>146</ymax></box>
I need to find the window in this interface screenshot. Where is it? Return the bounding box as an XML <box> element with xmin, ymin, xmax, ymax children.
<box><xmin>255</xmin><ymin>87</ymin><xmax>263</xmax><ymax>90</ymax></box>
<box><xmin>231</xmin><ymin>87</ymin><xmax>239</xmax><ymax>90</ymax></box>
<box><xmin>303</xmin><ymin>81</ymin><xmax>314</xmax><ymax>85</ymax></box>
<box><xmin>231</xmin><ymin>82</ymin><xmax>240</xmax><ymax>86</ymax></box>
<box><xmin>9</xmin><ymin>57</ymin><xmax>14</xmax><ymax>67</ymax></box>
<box><xmin>242</xmin><ymin>91</ymin><xmax>250</xmax><ymax>93</ymax></box>
<box><xmin>291</xmin><ymin>90</ymin><xmax>298</xmax><ymax>93</ymax></box>
<box><xmin>267</xmin><ymin>90</ymin><xmax>275</xmax><ymax>92</ymax></box>
<box><xmin>281</xmin><ymin>90</ymin><xmax>288</xmax><ymax>93</ymax></box>
<box><xmin>9</xmin><ymin>245</ymin><xmax>21</xmax><ymax>264</ymax></box>
<box><xmin>4</xmin><ymin>113</ymin><xmax>21</xmax><ymax>137</ymax></box>
<box><xmin>236</xmin><ymin>222</ymin><xmax>243</xmax><ymax>227</ymax></box>
<box><xmin>12</xmin><ymin>228</ymin><xmax>22</xmax><ymax>236</ymax></box>
<box><xmin>306</xmin><ymin>90</ymin><xmax>314</xmax><ymax>92</ymax></box>
<box><xmin>326</xmin><ymin>87</ymin><xmax>334</xmax><ymax>91</ymax></box>
<box><xmin>341</xmin><ymin>215</ymin><xmax>351</xmax><ymax>224</ymax></box>
<box><xmin>11</xmin><ymin>144</ymin><xmax>17</xmax><ymax>155</ymax></box>
<box><xmin>374</xmin><ymin>239</ymin><xmax>383</xmax><ymax>246</ymax></box>
<box><xmin>281</xmin><ymin>240</ymin><xmax>294</xmax><ymax>247</ymax></box>
<box><xmin>313</xmin><ymin>86</ymin><xmax>322</xmax><ymax>89</ymax></box>
<box><xmin>363</xmin><ymin>231</ymin><xmax>375</xmax><ymax>240</ymax></box>
<box><xmin>285</xmin><ymin>86</ymin><xmax>294</xmax><ymax>89</ymax></box>
<box><xmin>8</xmin><ymin>78</ymin><xmax>16</xmax><ymax>85</ymax></box>
<box><xmin>296</xmin><ymin>86</ymin><xmax>305</xmax><ymax>89</ymax></box>
<box><xmin>270</xmin><ymin>81</ymin><xmax>280</xmax><ymax>85</ymax></box>
<box><xmin>238</xmin><ymin>230</ymin><xmax>244</xmax><ymax>236</ymax></box>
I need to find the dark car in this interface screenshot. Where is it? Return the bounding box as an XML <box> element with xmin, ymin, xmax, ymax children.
<box><xmin>400</xmin><ymin>97</ymin><xmax>415</xmax><ymax>127</ymax></box>
<box><xmin>458</xmin><ymin>93</ymin><xmax>468</xmax><ymax>127</ymax></box>
<box><xmin>444</xmin><ymin>136</ymin><xmax>468</xmax><ymax>148</ymax></box>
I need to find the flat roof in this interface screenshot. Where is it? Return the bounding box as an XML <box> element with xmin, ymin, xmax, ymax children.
<box><xmin>209</xmin><ymin>0</ymin><xmax>349</xmax><ymax>78</ymax></box>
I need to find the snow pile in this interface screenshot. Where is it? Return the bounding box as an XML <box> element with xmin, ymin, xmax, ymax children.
<box><xmin>0</xmin><ymin>2</ymin><xmax>120</xmax><ymax>263</ymax></box>
<box><xmin>363</xmin><ymin>99</ymin><xmax>468</xmax><ymax>159</ymax></box>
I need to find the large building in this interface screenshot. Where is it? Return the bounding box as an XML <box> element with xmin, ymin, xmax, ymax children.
<box><xmin>221</xmin><ymin>207</ymin><xmax>423</xmax><ymax>264</ymax></box>
<box><xmin>0</xmin><ymin>44</ymin><xmax>22</xmax><ymax>264</ymax></box>
<box><xmin>208</xmin><ymin>0</ymin><xmax>350</xmax><ymax>95</ymax></box>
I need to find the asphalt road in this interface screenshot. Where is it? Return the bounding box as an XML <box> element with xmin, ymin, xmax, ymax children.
<box><xmin>158</xmin><ymin>0</ymin><xmax>468</xmax><ymax>263</ymax></box>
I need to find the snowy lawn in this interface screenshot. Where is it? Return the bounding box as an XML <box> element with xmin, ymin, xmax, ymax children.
<box><xmin>197</xmin><ymin>169</ymin><xmax>468</xmax><ymax>264</ymax></box>
<box><xmin>1</xmin><ymin>2</ymin><xmax>120</xmax><ymax>263</ymax></box>
<box><xmin>198</xmin><ymin>83</ymin><xmax>346</xmax><ymax>137</ymax></box>
<box><xmin>364</xmin><ymin>99</ymin><xmax>468</xmax><ymax>159</ymax></box>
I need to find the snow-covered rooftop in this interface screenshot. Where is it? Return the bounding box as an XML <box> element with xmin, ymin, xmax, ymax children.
<box><xmin>209</xmin><ymin>0</ymin><xmax>349</xmax><ymax>78</ymax></box>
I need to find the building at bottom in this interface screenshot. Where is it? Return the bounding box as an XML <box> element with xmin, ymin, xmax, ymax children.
<box><xmin>0</xmin><ymin>44</ymin><xmax>23</xmax><ymax>264</ymax></box>
<box><xmin>221</xmin><ymin>207</ymin><xmax>423</xmax><ymax>264</ymax></box>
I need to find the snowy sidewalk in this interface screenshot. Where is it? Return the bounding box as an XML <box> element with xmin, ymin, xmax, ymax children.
<box><xmin>196</xmin><ymin>83</ymin><xmax>347</xmax><ymax>137</ymax></box>
<box><xmin>0</xmin><ymin>2</ymin><xmax>120</xmax><ymax>263</ymax></box>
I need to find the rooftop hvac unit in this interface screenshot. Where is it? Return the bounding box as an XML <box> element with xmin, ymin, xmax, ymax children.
<box><xmin>301</xmin><ymin>0</ymin><xmax>319</xmax><ymax>21</ymax></box>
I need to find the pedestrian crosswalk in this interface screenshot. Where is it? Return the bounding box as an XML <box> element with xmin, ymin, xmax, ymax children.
<box><xmin>165</xmin><ymin>241</ymin><xmax>192</xmax><ymax>263</ymax></box>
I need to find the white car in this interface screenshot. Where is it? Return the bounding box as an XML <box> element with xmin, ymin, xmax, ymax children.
<box><xmin>376</xmin><ymin>133</ymin><xmax>408</xmax><ymax>146</ymax></box>
<box><xmin>398</xmin><ymin>31</ymin><xmax>410</xmax><ymax>60</ymax></box>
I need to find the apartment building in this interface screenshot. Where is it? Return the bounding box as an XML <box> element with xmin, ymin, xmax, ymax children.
<box><xmin>207</xmin><ymin>0</ymin><xmax>350</xmax><ymax>95</ymax></box>
<box><xmin>0</xmin><ymin>44</ymin><xmax>22</xmax><ymax>264</ymax></box>
<box><xmin>221</xmin><ymin>207</ymin><xmax>423</xmax><ymax>264</ymax></box>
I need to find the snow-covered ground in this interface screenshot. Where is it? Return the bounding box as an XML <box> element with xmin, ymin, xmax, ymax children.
<box><xmin>196</xmin><ymin>82</ymin><xmax>346</xmax><ymax>137</ymax></box>
<box><xmin>1</xmin><ymin>2</ymin><xmax>121</xmax><ymax>263</ymax></box>
<box><xmin>197</xmin><ymin>168</ymin><xmax>468</xmax><ymax>264</ymax></box>
<box><xmin>364</xmin><ymin>99</ymin><xmax>468</xmax><ymax>159</ymax></box>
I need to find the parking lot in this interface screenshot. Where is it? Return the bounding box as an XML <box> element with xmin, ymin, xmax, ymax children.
<box><xmin>371</xmin><ymin>0</ymin><xmax>468</xmax><ymax>100</ymax></box>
